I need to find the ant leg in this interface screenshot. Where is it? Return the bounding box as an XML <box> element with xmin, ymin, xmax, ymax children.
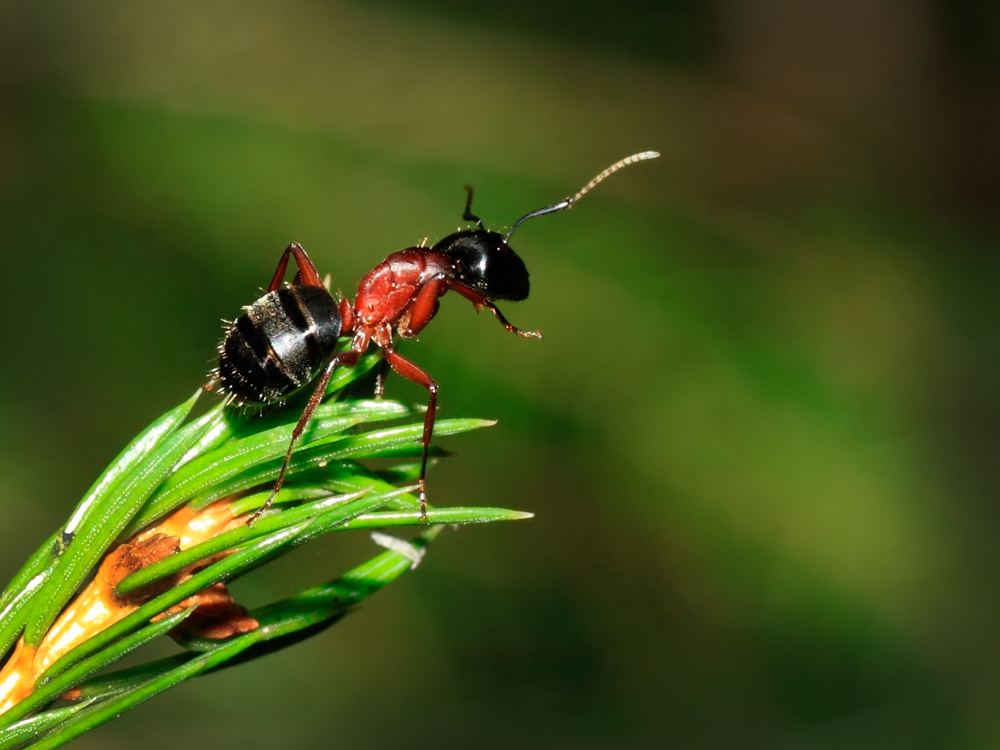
<box><xmin>338</xmin><ymin>297</ymin><xmax>355</xmax><ymax>334</ymax></box>
<box><xmin>449</xmin><ymin>282</ymin><xmax>542</xmax><ymax>339</ymax></box>
<box><xmin>400</xmin><ymin>277</ymin><xmax>447</xmax><ymax>337</ymax></box>
<box><xmin>247</xmin><ymin>349</ymin><xmax>362</xmax><ymax>525</ymax></box>
<box><xmin>247</xmin><ymin>359</ymin><xmax>337</xmax><ymax>525</ymax></box>
<box><xmin>373</xmin><ymin>358</ymin><xmax>389</xmax><ymax>400</ymax></box>
<box><xmin>380</xmin><ymin>345</ymin><xmax>437</xmax><ymax>520</ymax></box>
<box><xmin>481</xmin><ymin>300</ymin><xmax>542</xmax><ymax>339</ymax></box>
<box><xmin>266</xmin><ymin>242</ymin><xmax>325</xmax><ymax>292</ymax></box>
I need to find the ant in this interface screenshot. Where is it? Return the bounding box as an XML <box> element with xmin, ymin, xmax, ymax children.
<box><xmin>215</xmin><ymin>151</ymin><xmax>659</xmax><ymax>523</ymax></box>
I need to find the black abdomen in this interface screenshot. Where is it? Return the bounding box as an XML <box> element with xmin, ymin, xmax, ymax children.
<box><xmin>217</xmin><ymin>285</ymin><xmax>342</xmax><ymax>404</ymax></box>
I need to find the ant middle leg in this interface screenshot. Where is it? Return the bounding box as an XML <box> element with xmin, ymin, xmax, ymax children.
<box><xmin>380</xmin><ymin>345</ymin><xmax>437</xmax><ymax>520</ymax></box>
<box><xmin>373</xmin><ymin>358</ymin><xmax>390</xmax><ymax>400</ymax></box>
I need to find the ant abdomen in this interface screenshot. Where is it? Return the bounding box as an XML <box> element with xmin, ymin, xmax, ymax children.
<box><xmin>217</xmin><ymin>285</ymin><xmax>342</xmax><ymax>406</ymax></box>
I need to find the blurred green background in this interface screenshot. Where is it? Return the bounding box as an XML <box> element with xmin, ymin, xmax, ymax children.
<box><xmin>1</xmin><ymin>1</ymin><xmax>998</xmax><ymax>747</ymax></box>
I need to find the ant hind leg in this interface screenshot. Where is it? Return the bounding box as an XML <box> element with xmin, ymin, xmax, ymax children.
<box><xmin>266</xmin><ymin>242</ymin><xmax>325</xmax><ymax>292</ymax></box>
<box><xmin>247</xmin><ymin>348</ymin><xmax>363</xmax><ymax>525</ymax></box>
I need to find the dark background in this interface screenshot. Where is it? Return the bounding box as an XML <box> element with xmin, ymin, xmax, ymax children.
<box><xmin>0</xmin><ymin>1</ymin><xmax>998</xmax><ymax>747</ymax></box>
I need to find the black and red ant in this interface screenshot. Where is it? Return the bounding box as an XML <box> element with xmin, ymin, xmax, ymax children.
<box><xmin>215</xmin><ymin>151</ymin><xmax>659</xmax><ymax>522</ymax></box>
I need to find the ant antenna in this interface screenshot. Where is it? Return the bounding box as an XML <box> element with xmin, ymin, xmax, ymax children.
<box><xmin>505</xmin><ymin>151</ymin><xmax>660</xmax><ymax>240</ymax></box>
<box><xmin>463</xmin><ymin>185</ymin><xmax>483</xmax><ymax>228</ymax></box>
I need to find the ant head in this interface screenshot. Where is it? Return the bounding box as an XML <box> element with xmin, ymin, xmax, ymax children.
<box><xmin>433</xmin><ymin>229</ymin><xmax>530</xmax><ymax>301</ymax></box>
<box><xmin>434</xmin><ymin>151</ymin><xmax>660</xmax><ymax>302</ymax></box>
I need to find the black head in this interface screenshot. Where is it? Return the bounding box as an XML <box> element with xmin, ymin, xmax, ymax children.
<box><xmin>434</xmin><ymin>151</ymin><xmax>660</xmax><ymax>302</ymax></box>
<box><xmin>433</xmin><ymin>229</ymin><xmax>530</xmax><ymax>301</ymax></box>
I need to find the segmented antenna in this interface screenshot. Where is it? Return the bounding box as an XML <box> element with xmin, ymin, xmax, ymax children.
<box><xmin>505</xmin><ymin>150</ymin><xmax>659</xmax><ymax>240</ymax></box>
<box><xmin>463</xmin><ymin>184</ymin><xmax>483</xmax><ymax>228</ymax></box>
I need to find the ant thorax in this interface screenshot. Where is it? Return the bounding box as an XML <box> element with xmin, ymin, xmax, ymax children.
<box><xmin>352</xmin><ymin>248</ymin><xmax>451</xmax><ymax>330</ymax></box>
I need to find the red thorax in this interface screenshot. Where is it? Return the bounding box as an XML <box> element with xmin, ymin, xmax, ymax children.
<box><xmin>339</xmin><ymin>248</ymin><xmax>452</xmax><ymax>350</ymax></box>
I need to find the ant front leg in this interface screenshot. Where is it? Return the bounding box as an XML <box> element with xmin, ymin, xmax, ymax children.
<box><xmin>481</xmin><ymin>300</ymin><xmax>542</xmax><ymax>339</ymax></box>
<box><xmin>449</xmin><ymin>282</ymin><xmax>542</xmax><ymax>339</ymax></box>
<box><xmin>267</xmin><ymin>242</ymin><xmax>326</xmax><ymax>292</ymax></box>
<box><xmin>380</xmin><ymin>344</ymin><xmax>437</xmax><ymax>520</ymax></box>
<box><xmin>400</xmin><ymin>277</ymin><xmax>447</xmax><ymax>338</ymax></box>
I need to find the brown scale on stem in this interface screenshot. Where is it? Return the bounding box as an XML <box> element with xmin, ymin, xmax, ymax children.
<box><xmin>0</xmin><ymin>500</ymin><xmax>255</xmax><ymax>714</ymax></box>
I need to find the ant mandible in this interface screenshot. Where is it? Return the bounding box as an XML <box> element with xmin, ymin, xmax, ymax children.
<box><xmin>215</xmin><ymin>151</ymin><xmax>660</xmax><ymax>523</ymax></box>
